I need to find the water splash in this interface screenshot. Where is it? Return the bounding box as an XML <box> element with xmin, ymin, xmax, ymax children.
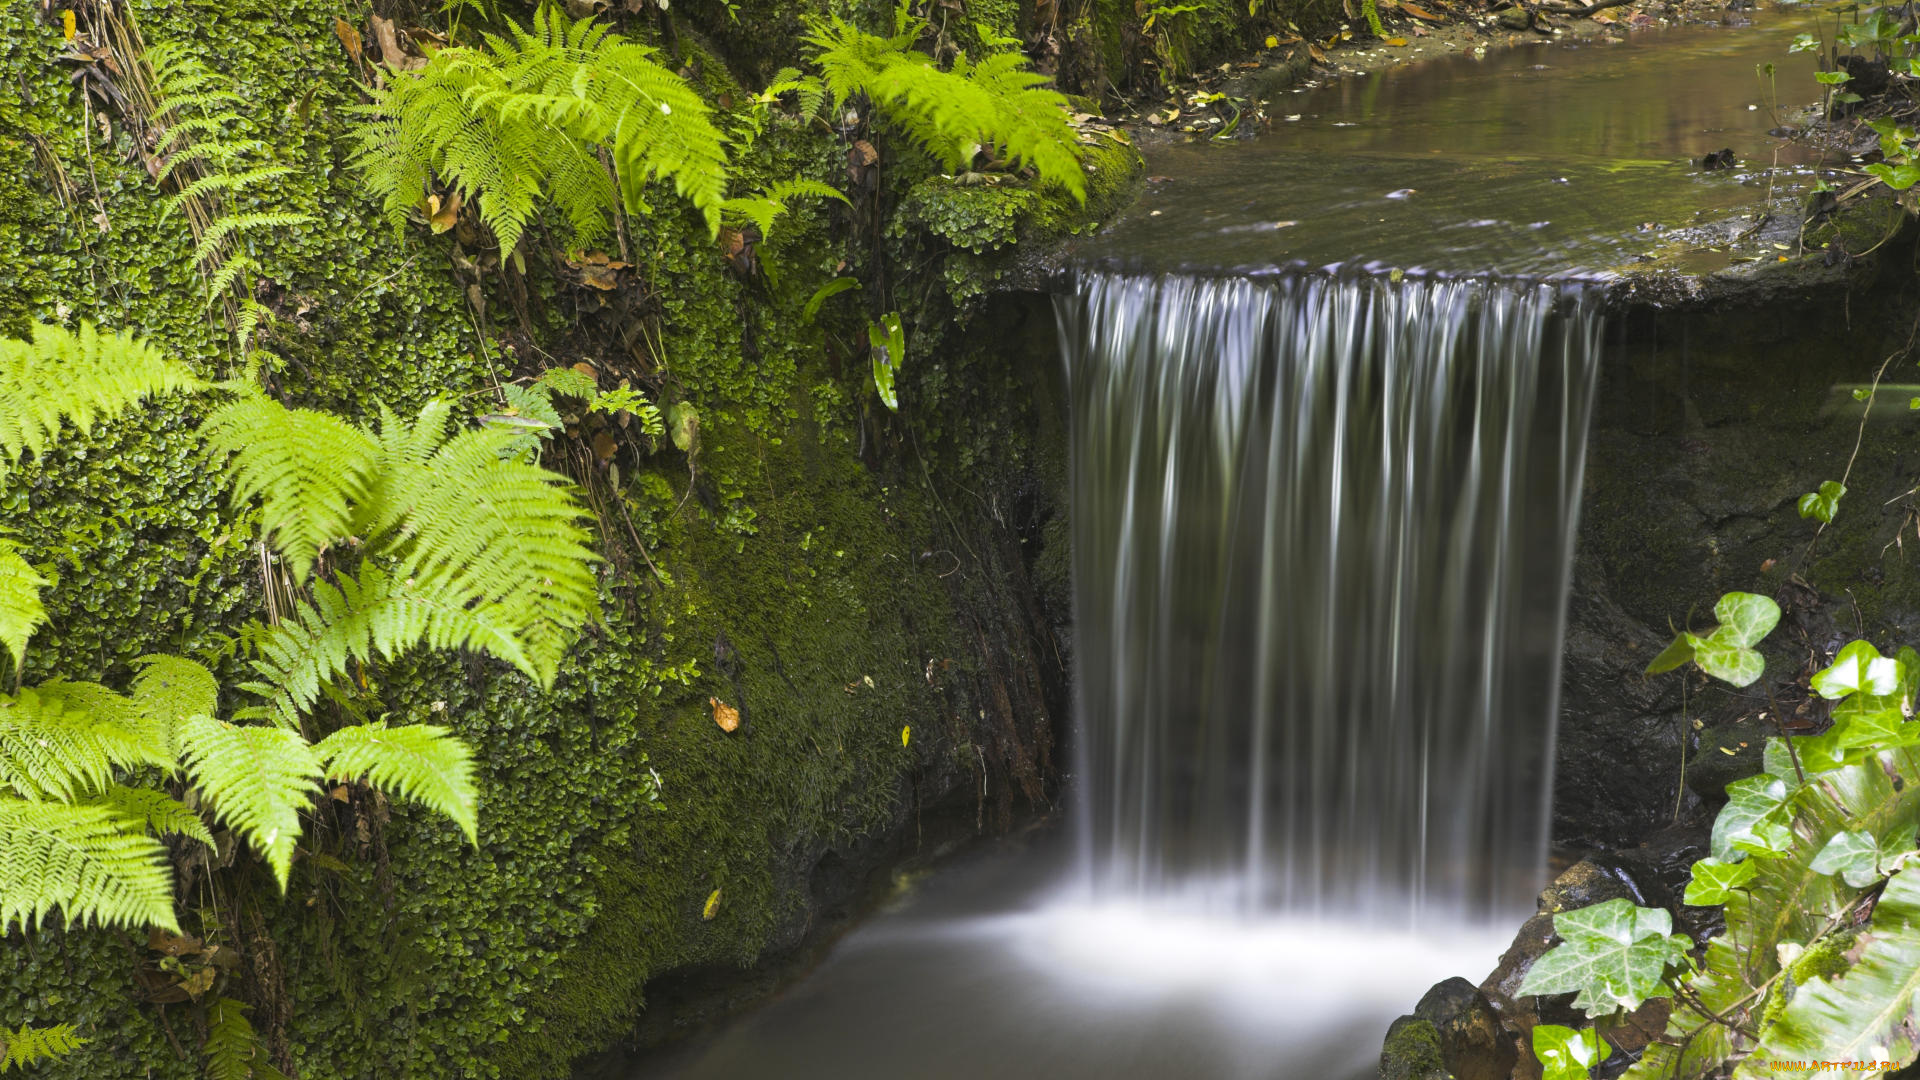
<box><xmin>1057</xmin><ymin>270</ymin><xmax>1603</xmax><ymax>925</ymax></box>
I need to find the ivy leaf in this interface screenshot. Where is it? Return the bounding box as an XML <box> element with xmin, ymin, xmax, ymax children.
<box><xmin>1713</xmin><ymin>592</ymin><xmax>1780</xmax><ymax>648</ymax></box>
<box><xmin>1712</xmin><ymin>774</ymin><xmax>1795</xmax><ymax>862</ymax></box>
<box><xmin>1828</xmin><ymin>699</ymin><xmax>1920</xmax><ymax>753</ymax></box>
<box><xmin>1868</xmin><ymin>163</ymin><xmax>1920</xmax><ymax>191</ymax></box>
<box><xmin>1683</xmin><ymin>856</ymin><xmax>1758</xmax><ymax>906</ymax></box>
<box><xmin>1517</xmin><ymin>899</ymin><xmax>1694</xmax><ymax>1016</ymax></box>
<box><xmin>1811</xmin><ymin>829</ymin><xmax>1883</xmax><ymax>888</ymax></box>
<box><xmin>1798</xmin><ymin>479</ymin><xmax>1847</xmax><ymax>522</ymax></box>
<box><xmin>1532</xmin><ymin>1024</ymin><xmax>1610</xmax><ymax>1080</ymax></box>
<box><xmin>1884</xmin><ymin>823</ymin><xmax>1920</xmax><ymax>874</ymax></box>
<box><xmin>1763</xmin><ymin>737</ymin><xmax>1808</xmax><ymax>782</ymax></box>
<box><xmin>1813</xmin><ymin>641</ymin><xmax>1903</xmax><ymax>700</ymax></box>
<box><xmin>1687</xmin><ymin>631</ymin><xmax>1765</xmax><ymax>687</ymax></box>
<box><xmin>1644</xmin><ymin>634</ymin><xmax>1694</xmax><ymax>676</ymax></box>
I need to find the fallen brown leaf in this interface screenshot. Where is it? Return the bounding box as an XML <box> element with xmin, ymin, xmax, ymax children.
<box><xmin>710</xmin><ymin>696</ymin><xmax>740</xmax><ymax>732</ymax></box>
<box><xmin>370</xmin><ymin>14</ymin><xmax>424</xmax><ymax>71</ymax></box>
<box><xmin>334</xmin><ymin>15</ymin><xmax>363</xmax><ymax>62</ymax></box>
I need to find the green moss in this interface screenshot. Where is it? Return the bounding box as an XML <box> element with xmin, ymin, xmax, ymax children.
<box><xmin>1379</xmin><ymin>1016</ymin><xmax>1450</xmax><ymax>1080</ymax></box>
<box><xmin>0</xmin><ymin>0</ymin><xmax>1076</xmax><ymax>1075</ymax></box>
<box><xmin>1762</xmin><ymin>932</ymin><xmax>1858</xmax><ymax>1030</ymax></box>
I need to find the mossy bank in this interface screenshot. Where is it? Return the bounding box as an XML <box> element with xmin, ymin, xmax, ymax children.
<box><xmin>0</xmin><ymin>0</ymin><xmax>1240</xmax><ymax>1073</ymax></box>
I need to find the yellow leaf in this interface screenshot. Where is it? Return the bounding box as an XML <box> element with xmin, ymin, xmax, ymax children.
<box><xmin>702</xmin><ymin>888</ymin><xmax>722</xmax><ymax>920</ymax></box>
<box><xmin>427</xmin><ymin>189</ymin><xmax>461</xmax><ymax>233</ymax></box>
<box><xmin>710</xmin><ymin>696</ymin><xmax>740</xmax><ymax>732</ymax></box>
<box><xmin>61</xmin><ymin>9</ymin><xmax>75</xmax><ymax>40</ymax></box>
<box><xmin>1385</xmin><ymin>36</ymin><xmax>1409</xmax><ymax>45</ymax></box>
<box><xmin>333</xmin><ymin>15</ymin><xmax>362</xmax><ymax>62</ymax></box>
<box><xmin>901</xmin><ymin>725</ymin><xmax>911</xmax><ymax>747</ymax></box>
<box><xmin>1265</xmin><ymin>34</ymin><xmax>1280</xmax><ymax>47</ymax></box>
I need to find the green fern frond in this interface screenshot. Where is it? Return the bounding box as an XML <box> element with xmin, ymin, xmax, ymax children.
<box><xmin>238</xmin><ymin>566</ymin><xmax>536</xmax><ymax>729</ymax></box>
<box><xmin>131</xmin><ymin>655</ymin><xmax>218</xmax><ymax>734</ymax></box>
<box><xmin>720</xmin><ymin>178</ymin><xmax>848</xmax><ymax>240</ymax></box>
<box><xmin>353</xmin><ymin>6</ymin><xmax>732</xmax><ymax>251</ymax></box>
<box><xmin>175</xmin><ymin>716</ymin><xmax>321</xmax><ymax>890</ymax></box>
<box><xmin>200</xmin><ymin>392</ymin><xmax>383</xmax><ymax>579</ymax></box>
<box><xmin>803</xmin><ymin>15</ymin><xmax>1084</xmax><ymax>201</ymax></box>
<box><xmin>313</xmin><ymin>722</ymin><xmax>477</xmax><ymax>844</ymax></box>
<box><xmin>0</xmin><ymin>798</ymin><xmax>177</xmax><ymax>932</ymax></box>
<box><xmin>0</xmin><ymin>542</ymin><xmax>49</xmax><ymax>677</ymax></box>
<box><xmin>210</xmin><ymin>395</ymin><xmax>596</xmax><ymax>714</ymax></box>
<box><xmin>0</xmin><ymin>684</ymin><xmax>171</xmax><ymax>802</ymax></box>
<box><xmin>156</xmin><ymin>112</ymin><xmax>246</xmax><ymax>153</ymax></box>
<box><xmin>206</xmin><ymin>258</ymin><xmax>264</xmax><ymax>310</ymax></box>
<box><xmin>0</xmin><ymin>323</ymin><xmax>205</xmax><ymax>481</ymax></box>
<box><xmin>157</xmin><ymin>139</ymin><xmax>270</xmax><ymax>182</ymax></box>
<box><xmin>163</xmin><ymin>167</ymin><xmax>295</xmax><ymax>218</ymax></box>
<box><xmin>533</xmin><ymin>367</ymin><xmax>598</xmax><ymax>398</ymax></box>
<box><xmin>1</xmin><ymin>1023</ymin><xmax>86</xmax><ymax>1071</ymax></box>
<box><xmin>83</xmin><ymin>785</ymin><xmax>213</xmax><ymax>846</ymax></box>
<box><xmin>203</xmin><ymin>998</ymin><xmax>285</xmax><ymax>1080</ymax></box>
<box><xmin>189</xmin><ymin>212</ymin><xmax>317</xmax><ymax>270</ymax></box>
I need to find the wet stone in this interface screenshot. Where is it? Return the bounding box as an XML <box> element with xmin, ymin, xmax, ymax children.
<box><xmin>1379</xmin><ymin>1015</ymin><xmax>1454</xmax><ymax>1080</ymax></box>
<box><xmin>1415</xmin><ymin>977</ymin><xmax>1518</xmax><ymax>1080</ymax></box>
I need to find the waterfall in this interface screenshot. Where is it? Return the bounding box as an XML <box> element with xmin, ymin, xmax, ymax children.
<box><xmin>1057</xmin><ymin>270</ymin><xmax>1603</xmax><ymax>924</ymax></box>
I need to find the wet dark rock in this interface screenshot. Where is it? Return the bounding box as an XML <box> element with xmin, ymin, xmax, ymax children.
<box><xmin>1837</xmin><ymin>54</ymin><xmax>1891</xmax><ymax>98</ymax></box>
<box><xmin>1415</xmin><ymin>978</ymin><xmax>1516</xmax><ymax>1080</ymax></box>
<box><xmin>1537</xmin><ymin>858</ymin><xmax>1637</xmax><ymax>913</ymax></box>
<box><xmin>1698</xmin><ymin>148</ymin><xmax>1736</xmax><ymax>170</ymax></box>
<box><xmin>1379</xmin><ymin>1015</ymin><xmax>1453</xmax><ymax>1080</ymax></box>
<box><xmin>1496</xmin><ymin>6</ymin><xmax>1533</xmax><ymax>30</ymax></box>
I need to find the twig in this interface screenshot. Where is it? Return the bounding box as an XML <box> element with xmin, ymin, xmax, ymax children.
<box><xmin>1537</xmin><ymin>0</ymin><xmax>1633</xmax><ymax>16</ymax></box>
<box><xmin>1802</xmin><ymin>307</ymin><xmax>1920</xmax><ymax>565</ymax></box>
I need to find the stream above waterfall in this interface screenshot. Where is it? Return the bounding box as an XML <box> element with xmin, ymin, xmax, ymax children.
<box><xmin>618</xmin><ymin>23</ymin><xmax>1820</xmax><ymax>1080</ymax></box>
<box><xmin>1083</xmin><ymin>18</ymin><xmax>1819</xmax><ymax>278</ymax></box>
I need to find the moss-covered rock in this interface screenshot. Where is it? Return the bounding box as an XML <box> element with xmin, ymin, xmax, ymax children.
<box><xmin>1380</xmin><ymin>1015</ymin><xmax>1453</xmax><ymax>1080</ymax></box>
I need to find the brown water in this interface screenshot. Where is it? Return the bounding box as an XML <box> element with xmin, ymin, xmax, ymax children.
<box><xmin>1081</xmin><ymin>18</ymin><xmax>1821</xmax><ymax>276</ymax></box>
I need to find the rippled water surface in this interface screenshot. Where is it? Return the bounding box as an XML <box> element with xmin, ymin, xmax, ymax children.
<box><xmin>1081</xmin><ymin>18</ymin><xmax>1821</xmax><ymax>275</ymax></box>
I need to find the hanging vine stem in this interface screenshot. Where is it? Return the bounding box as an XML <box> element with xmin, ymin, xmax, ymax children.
<box><xmin>1801</xmin><ymin>307</ymin><xmax>1920</xmax><ymax>566</ymax></box>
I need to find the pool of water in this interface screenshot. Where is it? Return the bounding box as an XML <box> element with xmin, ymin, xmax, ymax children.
<box><xmin>628</xmin><ymin>827</ymin><xmax>1514</xmax><ymax>1080</ymax></box>
<box><xmin>1079</xmin><ymin>16</ymin><xmax>1822</xmax><ymax>276</ymax></box>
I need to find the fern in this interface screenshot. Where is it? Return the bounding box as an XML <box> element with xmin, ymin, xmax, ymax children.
<box><xmin>203</xmin><ymin>998</ymin><xmax>285</xmax><ymax>1080</ymax></box>
<box><xmin>176</xmin><ymin>716</ymin><xmax>321</xmax><ymax>889</ymax></box>
<box><xmin>130</xmin><ymin>655</ymin><xmax>219</xmax><ymax>735</ymax></box>
<box><xmin>0</xmin><ymin>1024</ymin><xmax>86</xmax><ymax>1071</ymax></box>
<box><xmin>314</xmin><ymin>722</ymin><xmax>478</xmax><ymax>844</ymax></box>
<box><xmin>0</xmin><ymin>684</ymin><xmax>171</xmax><ymax>803</ymax></box>
<box><xmin>803</xmin><ymin>11</ymin><xmax>1084</xmax><ymax>200</ymax></box>
<box><xmin>0</xmin><ymin>541</ymin><xmax>49</xmax><ymax>678</ymax></box>
<box><xmin>720</xmin><ymin>178</ymin><xmax>850</xmax><ymax>240</ymax></box>
<box><xmin>0</xmin><ymin>323</ymin><xmax>205</xmax><ymax>482</ymax></box>
<box><xmin>199</xmin><ymin>393</ymin><xmax>383</xmax><ymax>579</ymax></box>
<box><xmin>0</xmin><ymin>799</ymin><xmax>176</xmax><ymax>932</ymax></box>
<box><xmin>145</xmin><ymin>42</ymin><xmax>316</xmax><ymax>333</ymax></box>
<box><xmin>205</xmin><ymin>394</ymin><xmax>597</xmax><ymax>721</ymax></box>
<box><xmin>354</xmin><ymin>6</ymin><xmax>729</xmax><ymax>253</ymax></box>
<box><xmin>84</xmin><ymin>785</ymin><xmax>212</xmax><ymax>847</ymax></box>
<box><xmin>238</xmin><ymin>566</ymin><xmax>538</xmax><ymax>729</ymax></box>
